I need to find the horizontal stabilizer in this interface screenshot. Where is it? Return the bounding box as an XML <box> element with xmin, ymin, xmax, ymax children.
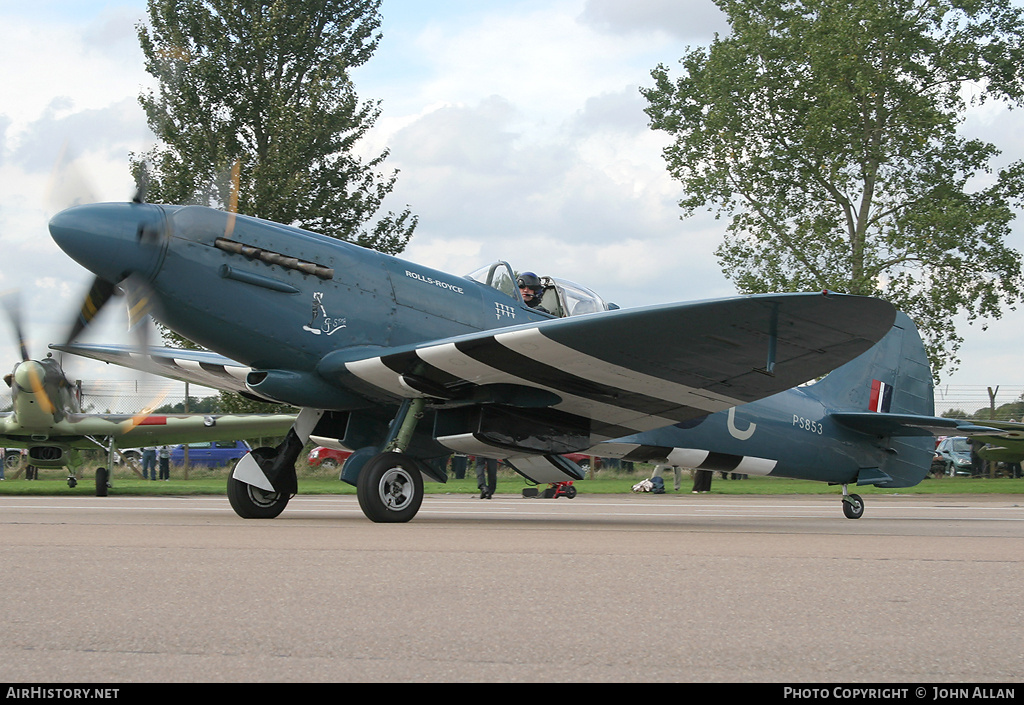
<box><xmin>831</xmin><ymin>412</ymin><xmax>1002</xmax><ymax>437</ymax></box>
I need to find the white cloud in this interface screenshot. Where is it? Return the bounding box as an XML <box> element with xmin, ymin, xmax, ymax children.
<box><xmin>578</xmin><ymin>0</ymin><xmax>730</xmax><ymax>40</ymax></box>
<box><xmin>0</xmin><ymin>4</ymin><xmax>154</xmax><ymax>374</ymax></box>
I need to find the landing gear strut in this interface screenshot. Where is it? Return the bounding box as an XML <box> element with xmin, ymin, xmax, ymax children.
<box><xmin>227</xmin><ymin>418</ymin><xmax>311</xmax><ymax>519</ymax></box>
<box><xmin>841</xmin><ymin>485</ymin><xmax>864</xmax><ymax>519</ymax></box>
<box><xmin>356</xmin><ymin>398</ymin><xmax>426</xmax><ymax>523</ymax></box>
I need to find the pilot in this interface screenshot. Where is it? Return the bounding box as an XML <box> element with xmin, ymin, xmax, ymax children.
<box><xmin>517</xmin><ymin>272</ymin><xmax>551</xmax><ymax>314</ymax></box>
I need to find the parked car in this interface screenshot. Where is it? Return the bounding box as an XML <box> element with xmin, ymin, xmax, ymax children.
<box><xmin>564</xmin><ymin>452</ymin><xmax>591</xmax><ymax>470</ymax></box>
<box><xmin>934</xmin><ymin>436</ymin><xmax>974</xmax><ymax>476</ymax></box>
<box><xmin>113</xmin><ymin>441</ymin><xmax>251</xmax><ymax>467</ymax></box>
<box><xmin>170</xmin><ymin>440</ymin><xmax>252</xmax><ymax>467</ymax></box>
<box><xmin>307</xmin><ymin>446</ymin><xmax>352</xmax><ymax>470</ymax></box>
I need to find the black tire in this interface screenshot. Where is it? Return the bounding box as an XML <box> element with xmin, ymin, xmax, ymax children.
<box><xmin>563</xmin><ymin>484</ymin><xmax>577</xmax><ymax>499</ymax></box>
<box><xmin>356</xmin><ymin>452</ymin><xmax>424</xmax><ymax>523</ymax></box>
<box><xmin>227</xmin><ymin>477</ymin><xmax>289</xmax><ymax>519</ymax></box>
<box><xmin>842</xmin><ymin>493</ymin><xmax>864</xmax><ymax>519</ymax></box>
<box><xmin>320</xmin><ymin>458</ymin><xmax>339</xmax><ymax>470</ymax></box>
<box><xmin>95</xmin><ymin>467</ymin><xmax>109</xmax><ymax>497</ymax></box>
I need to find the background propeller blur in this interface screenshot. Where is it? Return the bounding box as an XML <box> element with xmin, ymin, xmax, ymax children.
<box><xmin>1</xmin><ymin>290</ymin><xmax>57</xmax><ymax>415</ymax></box>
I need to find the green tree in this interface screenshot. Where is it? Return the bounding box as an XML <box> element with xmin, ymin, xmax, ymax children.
<box><xmin>153</xmin><ymin>395</ymin><xmax>220</xmax><ymax>414</ymax></box>
<box><xmin>214</xmin><ymin>390</ymin><xmax>297</xmax><ymax>415</ymax></box>
<box><xmin>642</xmin><ymin>0</ymin><xmax>1024</xmax><ymax>379</ymax></box>
<box><xmin>132</xmin><ymin>0</ymin><xmax>416</xmax><ymax>254</ymax></box>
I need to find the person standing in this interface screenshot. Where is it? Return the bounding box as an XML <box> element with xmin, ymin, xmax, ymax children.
<box><xmin>158</xmin><ymin>445</ymin><xmax>171</xmax><ymax>481</ymax></box>
<box><xmin>475</xmin><ymin>456</ymin><xmax>497</xmax><ymax>499</ymax></box>
<box><xmin>691</xmin><ymin>468</ymin><xmax>713</xmax><ymax>493</ymax></box>
<box><xmin>141</xmin><ymin>447</ymin><xmax>157</xmax><ymax>481</ymax></box>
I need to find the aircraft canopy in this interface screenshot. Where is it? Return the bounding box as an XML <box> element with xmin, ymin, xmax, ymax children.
<box><xmin>464</xmin><ymin>261</ymin><xmax>616</xmax><ymax>317</ymax></box>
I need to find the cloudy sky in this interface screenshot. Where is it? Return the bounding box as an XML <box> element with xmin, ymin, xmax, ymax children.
<box><xmin>2</xmin><ymin>0</ymin><xmax>1023</xmax><ymax>413</ymax></box>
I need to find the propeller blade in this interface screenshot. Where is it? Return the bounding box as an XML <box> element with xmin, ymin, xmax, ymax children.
<box><xmin>65</xmin><ymin>277</ymin><xmax>118</xmax><ymax>345</ymax></box>
<box><xmin>47</xmin><ymin>142</ymin><xmax>98</xmax><ymax>213</ymax></box>
<box><xmin>1</xmin><ymin>290</ymin><xmax>30</xmax><ymax>361</ymax></box>
<box><xmin>23</xmin><ymin>361</ymin><xmax>56</xmax><ymax>416</ymax></box>
<box><xmin>125</xmin><ymin>281</ymin><xmax>153</xmax><ymax>332</ymax></box>
<box><xmin>132</xmin><ymin>161</ymin><xmax>149</xmax><ymax>204</ymax></box>
<box><xmin>225</xmin><ymin>158</ymin><xmax>241</xmax><ymax>237</ymax></box>
<box><xmin>122</xmin><ymin>275</ymin><xmax>162</xmax><ymax>369</ymax></box>
<box><xmin>3</xmin><ymin>291</ymin><xmax>59</xmax><ymax>414</ymax></box>
<box><xmin>118</xmin><ymin>387</ymin><xmax>170</xmax><ymax>435</ymax></box>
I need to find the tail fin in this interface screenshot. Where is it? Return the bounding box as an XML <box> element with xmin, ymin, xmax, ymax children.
<box><xmin>808</xmin><ymin>311</ymin><xmax>933</xmax><ymax>416</ymax></box>
<box><xmin>809</xmin><ymin>311</ymin><xmax>935</xmax><ymax>488</ymax></box>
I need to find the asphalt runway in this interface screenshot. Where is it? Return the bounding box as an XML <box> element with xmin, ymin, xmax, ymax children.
<box><xmin>1</xmin><ymin>492</ymin><xmax>1022</xmax><ymax>683</ymax></box>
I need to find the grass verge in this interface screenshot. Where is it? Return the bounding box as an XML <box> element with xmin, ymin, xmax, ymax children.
<box><xmin>1</xmin><ymin>466</ymin><xmax>1022</xmax><ymax>497</ymax></box>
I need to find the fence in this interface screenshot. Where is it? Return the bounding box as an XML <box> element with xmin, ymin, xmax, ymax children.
<box><xmin>933</xmin><ymin>385</ymin><xmax>1024</xmax><ymax>420</ymax></box>
<box><xmin>76</xmin><ymin>380</ymin><xmax>219</xmax><ymax>415</ymax></box>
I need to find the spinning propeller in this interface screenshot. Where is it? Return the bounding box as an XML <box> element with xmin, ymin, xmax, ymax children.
<box><xmin>40</xmin><ymin>153</ymin><xmax>173</xmax><ymax>424</ymax></box>
<box><xmin>43</xmin><ymin>152</ymin><xmax>246</xmax><ymax>426</ymax></box>
<box><xmin>56</xmin><ymin>156</ymin><xmax>243</xmax><ymax>350</ymax></box>
<box><xmin>1</xmin><ymin>290</ymin><xmax>57</xmax><ymax>415</ymax></box>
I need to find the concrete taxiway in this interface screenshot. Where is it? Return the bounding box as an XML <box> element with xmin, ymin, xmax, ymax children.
<box><xmin>1</xmin><ymin>492</ymin><xmax>1021</xmax><ymax>682</ymax></box>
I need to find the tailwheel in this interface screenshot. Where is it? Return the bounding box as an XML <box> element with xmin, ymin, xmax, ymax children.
<box><xmin>357</xmin><ymin>452</ymin><xmax>424</xmax><ymax>523</ymax></box>
<box><xmin>227</xmin><ymin>476</ymin><xmax>289</xmax><ymax>519</ymax></box>
<box><xmin>842</xmin><ymin>493</ymin><xmax>864</xmax><ymax>519</ymax></box>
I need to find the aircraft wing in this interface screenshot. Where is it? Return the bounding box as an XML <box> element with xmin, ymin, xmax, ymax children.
<box><xmin>962</xmin><ymin>418</ymin><xmax>1024</xmax><ymax>439</ymax></box>
<box><xmin>49</xmin><ymin>343</ymin><xmax>263</xmax><ymax>398</ymax></box>
<box><xmin>55</xmin><ymin>292</ymin><xmax>896</xmax><ymax>443</ymax></box>
<box><xmin>830</xmin><ymin>412</ymin><xmax>1004</xmax><ymax>437</ymax></box>
<box><xmin>0</xmin><ymin>412</ymin><xmax>296</xmax><ymax>449</ymax></box>
<box><xmin>957</xmin><ymin>419</ymin><xmax>1024</xmax><ymax>463</ymax></box>
<box><xmin>332</xmin><ymin>291</ymin><xmax>897</xmax><ymax>441</ymax></box>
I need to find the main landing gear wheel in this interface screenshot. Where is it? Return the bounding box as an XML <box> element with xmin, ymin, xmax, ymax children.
<box><xmin>357</xmin><ymin>452</ymin><xmax>423</xmax><ymax>523</ymax></box>
<box><xmin>842</xmin><ymin>493</ymin><xmax>865</xmax><ymax>519</ymax></box>
<box><xmin>95</xmin><ymin>467</ymin><xmax>109</xmax><ymax>497</ymax></box>
<box><xmin>227</xmin><ymin>477</ymin><xmax>289</xmax><ymax>519</ymax></box>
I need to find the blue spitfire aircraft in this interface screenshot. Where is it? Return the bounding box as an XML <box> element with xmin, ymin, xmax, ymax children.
<box><xmin>45</xmin><ymin>199</ymin><xmax>982</xmax><ymax>521</ymax></box>
<box><xmin>1</xmin><ymin>292</ymin><xmax>296</xmax><ymax>494</ymax></box>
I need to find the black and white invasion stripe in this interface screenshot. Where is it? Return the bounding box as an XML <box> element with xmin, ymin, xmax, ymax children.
<box><xmin>587</xmin><ymin>441</ymin><xmax>778</xmax><ymax>476</ymax></box>
<box><xmin>142</xmin><ymin>353</ymin><xmax>253</xmax><ymax>394</ymax></box>
<box><xmin>345</xmin><ymin>326</ymin><xmax>746</xmax><ymax>443</ymax></box>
